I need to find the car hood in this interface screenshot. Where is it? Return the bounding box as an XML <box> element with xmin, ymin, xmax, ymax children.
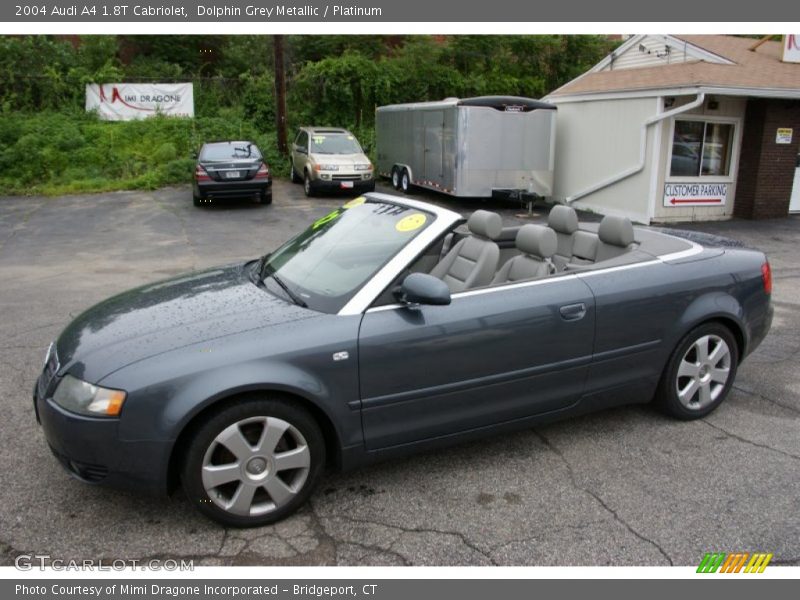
<box><xmin>309</xmin><ymin>152</ymin><xmax>369</xmax><ymax>166</ymax></box>
<box><xmin>55</xmin><ymin>263</ymin><xmax>315</xmax><ymax>383</ymax></box>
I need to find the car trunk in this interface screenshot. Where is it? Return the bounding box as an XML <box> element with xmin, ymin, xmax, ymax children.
<box><xmin>201</xmin><ymin>160</ymin><xmax>262</xmax><ymax>182</ymax></box>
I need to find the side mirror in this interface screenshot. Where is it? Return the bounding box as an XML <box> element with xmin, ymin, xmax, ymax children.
<box><xmin>398</xmin><ymin>273</ymin><xmax>451</xmax><ymax>307</ymax></box>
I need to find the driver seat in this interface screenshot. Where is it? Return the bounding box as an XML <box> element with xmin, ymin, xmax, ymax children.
<box><xmin>430</xmin><ymin>210</ymin><xmax>502</xmax><ymax>292</ymax></box>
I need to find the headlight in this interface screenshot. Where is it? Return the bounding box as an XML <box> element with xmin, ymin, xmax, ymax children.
<box><xmin>314</xmin><ymin>164</ymin><xmax>339</xmax><ymax>172</ymax></box>
<box><xmin>354</xmin><ymin>163</ymin><xmax>373</xmax><ymax>171</ymax></box>
<box><xmin>53</xmin><ymin>374</ymin><xmax>127</xmax><ymax>417</ymax></box>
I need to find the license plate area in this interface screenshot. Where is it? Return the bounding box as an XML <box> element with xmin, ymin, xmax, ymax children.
<box><xmin>225</xmin><ymin>171</ymin><xmax>240</xmax><ymax>179</ymax></box>
<box><xmin>340</xmin><ymin>181</ymin><xmax>354</xmax><ymax>189</ymax></box>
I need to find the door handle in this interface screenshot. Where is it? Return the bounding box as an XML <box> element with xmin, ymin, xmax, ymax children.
<box><xmin>559</xmin><ymin>303</ymin><xmax>586</xmax><ymax>321</ymax></box>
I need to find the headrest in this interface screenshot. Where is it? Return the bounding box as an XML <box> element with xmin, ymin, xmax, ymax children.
<box><xmin>516</xmin><ymin>224</ymin><xmax>556</xmax><ymax>259</ymax></box>
<box><xmin>598</xmin><ymin>215</ymin><xmax>634</xmax><ymax>248</ymax></box>
<box><xmin>467</xmin><ymin>210</ymin><xmax>502</xmax><ymax>240</ymax></box>
<box><xmin>547</xmin><ymin>205</ymin><xmax>579</xmax><ymax>234</ymax></box>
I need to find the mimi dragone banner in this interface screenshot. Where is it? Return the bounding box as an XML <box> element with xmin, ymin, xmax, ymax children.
<box><xmin>85</xmin><ymin>83</ymin><xmax>194</xmax><ymax>120</ymax></box>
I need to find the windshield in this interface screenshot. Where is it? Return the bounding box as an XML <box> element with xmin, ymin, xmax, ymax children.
<box><xmin>201</xmin><ymin>143</ymin><xmax>261</xmax><ymax>161</ymax></box>
<box><xmin>260</xmin><ymin>197</ymin><xmax>435</xmax><ymax>313</ymax></box>
<box><xmin>310</xmin><ymin>134</ymin><xmax>362</xmax><ymax>155</ymax></box>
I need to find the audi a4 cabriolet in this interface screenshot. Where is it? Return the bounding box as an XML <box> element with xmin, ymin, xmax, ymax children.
<box><xmin>34</xmin><ymin>193</ymin><xmax>773</xmax><ymax>526</ymax></box>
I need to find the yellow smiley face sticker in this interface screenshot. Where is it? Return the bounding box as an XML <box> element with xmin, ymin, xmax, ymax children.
<box><xmin>396</xmin><ymin>213</ymin><xmax>427</xmax><ymax>232</ymax></box>
<box><xmin>342</xmin><ymin>196</ymin><xmax>366</xmax><ymax>209</ymax></box>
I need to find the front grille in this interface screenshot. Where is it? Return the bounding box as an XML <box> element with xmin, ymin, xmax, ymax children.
<box><xmin>331</xmin><ymin>175</ymin><xmax>358</xmax><ymax>181</ymax></box>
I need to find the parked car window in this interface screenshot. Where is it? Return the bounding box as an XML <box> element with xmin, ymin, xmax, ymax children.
<box><xmin>670</xmin><ymin>120</ymin><xmax>733</xmax><ymax>178</ymax></box>
<box><xmin>201</xmin><ymin>143</ymin><xmax>261</xmax><ymax>161</ymax></box>
<box><xmin>310</xmin><ymin>134</ymin><xmax>363</xmax><ymax>155</ymax></box>
<box><xmin>261</xmin><ymin>200</ymin><xmax>435</xmax><ymax>313</ymax></box>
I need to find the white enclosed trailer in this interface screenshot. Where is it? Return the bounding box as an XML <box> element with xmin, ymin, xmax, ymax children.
<box><xmin>375</xmin><ymin>96</ymin><xmax>557</xmax><ymax>200</ymax></box>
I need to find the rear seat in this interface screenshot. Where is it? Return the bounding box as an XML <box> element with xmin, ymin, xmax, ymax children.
<box><xmin>564</xmin><ymin>215</ymin><xmax>635</xmax><ymax>269</ymax></box>
<box><xmin>547</xmin><ymin>205</ymin><xmax>579</xmax><ymax>270</ymax></box>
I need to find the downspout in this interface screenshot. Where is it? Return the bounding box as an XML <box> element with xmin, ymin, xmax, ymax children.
<box><xmin>565</xmin><ymin>92</ymin><xmax>705</xmax><ymax>204</ymax></box>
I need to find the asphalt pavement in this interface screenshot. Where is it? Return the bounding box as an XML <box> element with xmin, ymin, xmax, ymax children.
<box><xmin>0</xmin><ymin>180</ymin><xmax>798</xmax><ymax>566</ymax></box>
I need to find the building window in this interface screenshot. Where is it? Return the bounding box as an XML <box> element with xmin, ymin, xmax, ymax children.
<box><xmin>670</xmin><ymin>119</ymin><xmax>734</xmax><ymax>177</ymax></box>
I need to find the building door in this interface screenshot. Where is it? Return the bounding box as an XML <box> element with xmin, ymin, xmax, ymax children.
<box><xmin>423</xmin><ymin>110</ymin><xmax>444</xmax><ymax>184</ymax></box>
<box><xmin>791</xmin><ymin>152</ymin><xmax>800</xmax><ymax>213</ymax></box>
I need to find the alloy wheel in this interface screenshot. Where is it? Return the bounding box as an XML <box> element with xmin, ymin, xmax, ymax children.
<box><xmin>201</xmin><ymin>416</ymin><xmax>310</xmax><ymax>517</ymax></box>
<box><xmin>675</xmin><ymin>334</ymin><xmax>732</xmax><ymax>411</ymax></box>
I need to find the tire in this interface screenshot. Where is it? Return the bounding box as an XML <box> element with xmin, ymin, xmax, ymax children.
<box><xmin>291</xmin><ymin>163</ymin><xmax>302</xmax><ymax>184</ymax></box>
<box><xmin>655</xmin><ymin>322</ymin><xmax>739</xmax><ymax>420</ymax></box>
<box><xmin>259</xmin><ymin>191</ymin><xmax>272</xmax><ymax>205</ymax></box>
<box><xmin>400</xmin><ymin>169</ymin><xmax>411</xmax><ymax>194</ymax></box>
<box><xmin>391</xmin><ymin>167</ymin><xmax>401</xmax><ymax>190</ymax></box>
<box><xmin>303</xmin><ymin>172</ymin><xmax>315</xmax><ymax>197</ymax></box>
<box><xmin>181</xmin><ymin>396</ymin><xmax>325</xmax><ymax>527</ymax></box>
<box><xmin>364</xmin><ymin>180</ymin><xmax>376</xmax><ymax>193</ymax></box>
<box><xmin>193</xmin><ymin>194</ymin><xmax>202</xmax><ymax>207</ymax></box>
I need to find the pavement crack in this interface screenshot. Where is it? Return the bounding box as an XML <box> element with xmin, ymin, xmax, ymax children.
<box><xmin>315</xmin><ymin>511</ymin><xmax>496</xmax><ymax>566</ymax></box>
<box><xmin>732</xmin><ymin>384</ymin><xmax>800</xmax><ymax>416</ymax></box>
<box><xmin>700</xmin><ymin>420</ymin><xmax>800</xmax><ymax>461</ymax></box>
<box><xmin>532</xmin><ymin>429</ymin><xmax>674</xmax><ymax>566</ymax></box>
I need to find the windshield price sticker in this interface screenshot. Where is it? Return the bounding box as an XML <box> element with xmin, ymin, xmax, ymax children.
<box><xmin>395</xmin><ymin>213</ymin><xmax>427</xmax><ymax>232</ymax></box>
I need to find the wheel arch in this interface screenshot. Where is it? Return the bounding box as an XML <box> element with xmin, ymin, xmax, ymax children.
<box><xmin>165</xmin><ymin>386</ymin><xmax>342</xmax><ymax>494</ymax></box>
<box><xmin>673</xmin><ymin>291</ymin><xmax>748</xmax><ymax>363</ymax></box>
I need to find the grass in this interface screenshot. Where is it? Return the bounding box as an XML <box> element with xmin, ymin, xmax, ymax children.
<box><xmin>0</xmin><ymin>110</ymin><xmax>291</xmax><ymax>197</ymax></box>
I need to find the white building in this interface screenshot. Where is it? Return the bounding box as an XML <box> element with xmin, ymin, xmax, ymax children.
<box><xmin>545</xmin><ymin>34</ymin><xmax>800</xmax><ymax>223</ymax></box>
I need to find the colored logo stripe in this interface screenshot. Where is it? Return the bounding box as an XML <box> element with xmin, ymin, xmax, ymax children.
<box><xmin>697</xmin><ymin>552</ymin><xmax>773</xmax><ymax>573</ymax></box>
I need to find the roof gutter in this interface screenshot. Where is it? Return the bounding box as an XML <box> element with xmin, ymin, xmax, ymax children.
<box><xmin>565</xmin><ymin>93</ymin><xmax>705</xmax><ymax>204</ymax></box>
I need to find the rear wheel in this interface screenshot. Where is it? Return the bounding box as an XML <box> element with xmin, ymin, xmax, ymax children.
<box><xmin>291</xmin><ymin>163</ymin><xmax>302</xmax><ymax>184</ymax></box>
<box><xmin>400</xmin><ymin>169</ymin><xmax>411</xmax><ymax>194</ymax></box>
<box><xmin>655</xmin><ymin>322</ymin><xmax>738</xmax><ymax>420</ymax></box>
<box><xmin>181</xmin><ymin>397</ymin><xmax>325</xmax><ymax>527</ymax></box>
<box><xmin>259</xmin><ymin>191</ymin><xmax>272</xmax><ymax>205</ymax></box>
<box><xmin>193</xmin><ymin>194</ymin><xmax>202</xmax><ymax>207</ymax></box>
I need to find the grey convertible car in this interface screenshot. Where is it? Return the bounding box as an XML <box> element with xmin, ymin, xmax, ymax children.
<box><xmin>34</xmin><ymin>193</ymin><xmax>773</xmax><ymax>526</ymax></box>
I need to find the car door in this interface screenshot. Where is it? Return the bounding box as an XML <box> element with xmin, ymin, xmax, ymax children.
<box><xmin>293</xmin><ymin>131</ymin><xmax>308</xmax><ymax>173</ymax></box>
<box><xmin>357</xmin><ymin>275</ymin><xmax>596</xmax><ymax>450</ymax></box>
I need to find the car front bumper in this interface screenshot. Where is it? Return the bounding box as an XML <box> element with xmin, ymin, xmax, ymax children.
<box><xmin>34</xmin><ymin>376</ymin><xmax>172</xmax><ymax>495</ymax></box>
<box><xmin>310</xmin><ymin>176</ymin><xmax>375</xmax><ymax>193</ymax></box>
<box><xmin>194</xmin><ymin>178</ymin><xmax>272</xmax><ymax>199</ymax></box>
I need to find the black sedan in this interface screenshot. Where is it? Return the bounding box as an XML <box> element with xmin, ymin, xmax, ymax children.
<box><xmin>34</xmin><ymin>194</ymin><xmax>772</xmax><ymax>526</ymax></box>
<box><xmin>193</xmin><ymin>141</ymin><xmax>272</xmax><ymax>207</ymax></box>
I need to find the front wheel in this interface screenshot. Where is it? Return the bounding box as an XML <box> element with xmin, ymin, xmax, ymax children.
<box><xmin>391</xmin><ymin>167</ymin><xmax>401</xmax><ymax>190</ymax></box>
<box><xmin>303</xmin><ymin>173</ymin><xmax>315</xmax><ymax>197</ymax></box>
<box><xmin>655</xmin><ymin>322</ymin><xmax>739</xmax><ymax>420</ymax></box>
<box><xmin>181</xmin><ymin>397</ymin><xmax>325</xmax><ymax>527</ymax></box>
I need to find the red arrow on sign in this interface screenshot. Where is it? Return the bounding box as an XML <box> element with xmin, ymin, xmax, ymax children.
<box><xmin>670</xmin><ymin>197</ymin><xmax>722</xmax><ymax>205</ymax></box>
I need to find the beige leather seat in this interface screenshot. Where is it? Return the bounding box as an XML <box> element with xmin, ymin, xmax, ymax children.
<box><xmin>566</xmin><ymin>215</ymin><xmax>635</xmax><ymax>268</ymax></box>
<box><xmin>492</xmin><ymin>224</ymin><xmax>556</xmax><ymax>284</ymax></box>
<box><xmin>430</xmin><ymin>210</ymin><xmax>501</xmax><ymax>292</ymax></box>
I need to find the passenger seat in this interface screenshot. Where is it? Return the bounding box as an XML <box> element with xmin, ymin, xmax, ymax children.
<box><xmin>547</xmin><ymin>205</ymin><xmax>579</xmax><ymax>270</ymax></box>
<box><xmin>492</xmin><ymin>224</ymin><xmax>556</xmax><ymax>284</ymax></box>
<box><xmin>430</xmin><ymin>210</ymin><xmax>501</xmax><ymax>292</ymax></box>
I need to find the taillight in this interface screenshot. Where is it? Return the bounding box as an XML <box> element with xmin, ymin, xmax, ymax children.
<box><xmin>255</xmin><ymin>163</ymin><xmax>270</xmax><ymax>179</ymax></box>
<box><xmin>195</xmin><ymin>165</ymin><xmax>211</xmax><ymax>181</ymax></box>
<box><xmin>761</xmin><ymin>262</ymin><xmax>772</xmax><ymax>295</ymax></box>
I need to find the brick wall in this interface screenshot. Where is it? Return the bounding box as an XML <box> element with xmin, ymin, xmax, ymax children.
<box><xmin>735</xmin><ymin>99</ymin><xmax>800</xmax><ymax>219</ymax></box>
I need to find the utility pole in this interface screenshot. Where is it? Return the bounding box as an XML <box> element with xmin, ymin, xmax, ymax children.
<box><xmin>274</xmin><ymin>35</ymin><xmax>288</xmax><ymax>155</ymax></box>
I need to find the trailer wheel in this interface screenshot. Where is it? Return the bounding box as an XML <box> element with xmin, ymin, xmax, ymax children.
<box><xmin>400</xmin><ymin>169</ymin><xmax>412</xmax><ymax>194</ymax></box>
<box><xmin>391</xmin><ymin>167</ymin><xmax>401</xmax><ymax>190</ymax></box>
